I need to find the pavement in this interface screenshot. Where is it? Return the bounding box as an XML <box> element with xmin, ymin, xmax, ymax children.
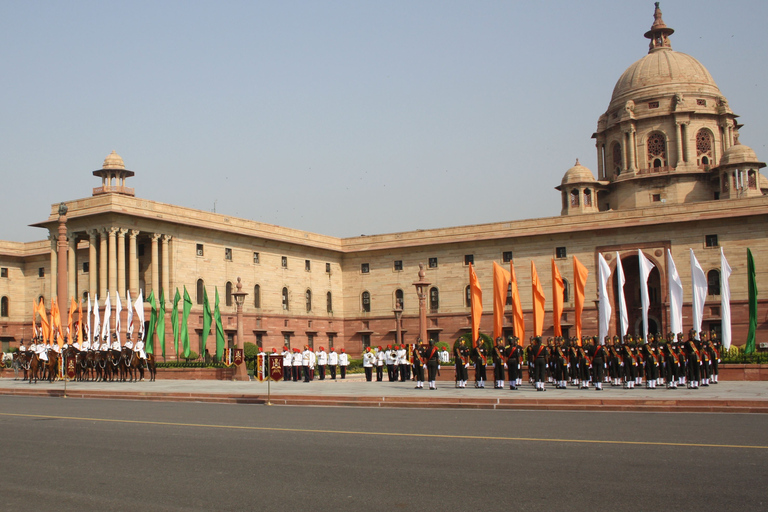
<box><xmin>2</xmin><ymin>374</ymin><xmax>767</xmax><ymax>412</ymax></box>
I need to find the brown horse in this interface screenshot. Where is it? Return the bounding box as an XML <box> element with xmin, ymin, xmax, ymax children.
<box><xmin>121</xmin><ymin>349</ymin><xmax>156</xmax><ymax>382</ymax></box>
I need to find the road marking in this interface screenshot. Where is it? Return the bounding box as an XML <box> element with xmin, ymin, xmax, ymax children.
<box><xmin>2</xmin><ymin>412</ymin><xmax>767</xmax><ymax>450</ymax></box>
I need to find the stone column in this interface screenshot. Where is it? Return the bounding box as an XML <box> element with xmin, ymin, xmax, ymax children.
<box><xmin>151</xmin><ymin>233</ymin><xmax>160</xmax><ymax>295</ymax></box>
<box><xmin>620</xmin><ymin>132</ymin><xmax>627</xmax><ymax>173</ymax></box>
<box><xmin>161</xmin><ymin>235</ymin><xmax>171</xmax><ymax>296</ymax></box>
<box><xmin>88</xmin><ymin>230</ymin><xmax>98</xmax><ymax>298</ymax></box>
<box><xmin>57</xmin><ymin>207</ymin><xmax>68</xmax><ymax>330</ymax></box>
<box><xmin>49</xmin><ymin>233</ymin><xmax>57</xmax><ymax>298</ymax></box>
<box><xmin>68</xmin><ymin>232</ymin><xmax>77</xmax><ymax>301</ymax></box>
<box><xmin>99</xmin><ymin>229</ymin><xmax>108</xmax><ymax>298</ymax></box>
<box><xmin>129</xmin><ymin>230</ymin><xmax>140</xmax><ymax>297</ymax></box>
<box><xmin>108</xmin><ymin>227</ymin><xmax>118</xmax><ymax>300</ymax></box>
<box><xmin>683</xmin><ymin>122</ymin><xmax>693</xmax><ymax>164</ymax></box>
<box><xmin>675</xmin><ymin>122</ymin><xmax>684</xmax><ymax>167</ymax></box>
<box><xmin>596</xmin><ymin>141</ymin><xmax>604</xmax><ymax>180</ymax></box>
<box><xmin>117</xmin><ymin>228</ymin><xmax>127</xmax><ymax>298</ymax></box>
<box><xmin>627</xmin><ymin>128</ymin><xmax>636</xmax><ymax>173</ymax></box>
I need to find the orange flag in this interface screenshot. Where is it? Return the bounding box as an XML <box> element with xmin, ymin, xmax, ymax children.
<box><xmin>492</xmin><ymin>262</ymin><xmax>511</xmax><ymax>341</ymax></box>
<box><xmin>531</xmin><ymin>261</ymin><xmax>545</xmax><ymax>337</ymax></box>
<box><xmin>68</xmin><ymin>297</ymin><xmax>77</xmax><ymax>337</ymax></box>
<box><xmin>552</xmin><ymin>259</ymin><xmax>564</xmax><ymax>337</ymax></box>
<box><xmin>469</xmin><ymin>263</ymin><xmax>483</xmax><ymax>346</ymax></box>
<box><xmin>77</xmin><ymin>298</ymin><xmax>83</xmax><ymax>342</ymax></box>
<box><xmin>510</xmin><ymin>261</ymin><xmax>525</xmax><ymax>342</ymax></box>
<box><xmin>51</xmin><ymin>298</ymin><xmax>64</xmax><ymax>347</ymax></box>
<box><xmin>37</xmin><ymin>298</ymin><xmax>50</xmax><ymax>342</ymax></box>
<box><xmin>573</xmin><ymin>256</ymin><xmax>589</xmax><ymax>345</ymax></box>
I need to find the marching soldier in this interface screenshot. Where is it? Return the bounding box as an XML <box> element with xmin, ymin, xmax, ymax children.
<box><xmin>412</xmin><ymin>340</ymin><xmax>426</xmax><ymax>389</ymax></box>
<box><xmin>316</xmin><ymin>346</ymin><xmax>328</xmax><ymax>380</ymax></box>
<box><xmin>385</xmin><ymin>345</ymin><xmax>397</xmax><ymax>382</ymax></box>
<box><xmin>362</xmin><ymin>346</ymin><xmax>376</xmax><ymax>382</ymax></box>
<box><xmin>396</xmin><ymin>344</ymin><xmax>408</xmax><ymax>382</ymax></box>
<box><xmin>302</xmin><ymin>345</ymin><xmax>312</xmax><ymax>382</ymax></box>
<box><xmin>292</xmin><ymin>348</ymin><xmax>302</xmax><ymax>382</ymax></box>
<box><xmin>375</xmin><ymin>346</ymin><xmax>385</xmax><ymax>382</ymax></box>
<box><xmin>685</xmin><ymin>331</ymin><xmax>701</xmax><ymax>389</ymax></box>
<box><xmin>589</xmin><ymin>340</ymin><xmax>606</xmax><ymax>391</ymax></box>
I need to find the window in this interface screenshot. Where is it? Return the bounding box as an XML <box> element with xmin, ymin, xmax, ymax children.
<box><xmin>646</xmin><ymin>132</ymin><xmax>667</xmax><ymax>168</ymax></box>
<box><xmin>502</xmin><ymin>251</ymin><xmax>513</xmax><ymax>263</ymax></box>
<box><xmin>465</xmin><ymin>285</ymin><xmax>472</xmax><ymax>307</ymax></box>
<box><xmin>708</xmin><ymin>270</ymin><xmax>721</xmax><ymax>296</ymax></box>
<box><xmin>253</xmin><ymin>285</ymin><xmax>261</xmax><ymax>309</ymax></box>
<box><xmin>394</xmin><ymin>260</ymin><xmax>403</xmax><ymax>271</ymax></box>
<box><xmin>361</xmin><ymin>334</ymin><xmax>371</xmax><ymax>349</ymax></box>
<box><xmin>648</xmin><ymin>101</ymin><xmax>659</xmax><ymax>109</ymax></box>
<box><xmin>464</xmin><ymin>255</ymin><xmax>474</xmax><ymax>266</ymax></box>
<box><xmin>428</xmin><ymin>258</ymin><xmax>438</xmax><ymax>268</ymax></box>
<box><xmin>38</xmin><ymin>267</ymin><xmax>45</xmax><ymax>278</ymax></box>
<box><xmin>328</xmin><ymin>334</ymin><xmax>335</xmax><ymax>350</ymax></box>
<box><xmin>611</xmin><ymin>142</ymin><xmax>622</xmax><ymax>174</ymax></box>
<box><xmin>748</xmin><ymin>170</ymin><xmax>757</xmax><ymax>189</ymax></box>
<box><xmin>325</xmin><ymin>263</ymin><xmax>331</xmax><ymax>273</ymax></box>
<box><xmin>570</xmin><ymin>189</ymin><xmax>580</xmax><ymax>207</ymax></box>
<box><xmin>395</xmin><ymin>289</ymin><xmax>404</xmax><ymax>310</ymax></box>
<box><xmin>0</xmin><ymin>268</ymin><xmax>7</xmax><ymax>278</ymax></box>
<box><xmin>225</xmin><ymin>248</ymin><xmax>232</xmax><ymax>261</ymax></box>
<box><xmin>563</xmin><ymin>278</ymin><xmax>570</xmax><ymax>303</ymax></box>
<box><xmin>696</xmin><ymin>99</ymin><xmax>707</xmax><ymax>106</ymax></box>
<box><xmin>305</xmin><ymin>289</ymin><xmax>312</xmax><ymax>312</ymax></box>
<box><xmin>652</xmin><ymin>194</ymin><xmax>661</xmax><ymax>202</ymax></box>
<box><xmin>283</xmin><ymin>334</ymin><xmax>291</xmax><ymax>348</ymax></box>
<box><xmin>584</xmin><ymin>188</ymin><xmax>592</xmax><ymax>206</ymax></box>
<box><xmin>282</xmin><ymin>287</ymin><xmax>289</xmax><ymax>310</ymax></box>
<box><xmin>361</xmin><ymin>263</ymin><xmax>370</xmax><ymax>274</ymax></box>
<box><xmin>225</xmin><ymin>281</ymin><xmax>233</xmax><ymax>307</ymax></box>
<box><xmin>255</xmin><ymin>334</ymin><xmax>263</xmax><ymax>350</ymax></box>
<box><xmin>506</xmin><ymin>283</ymin><xmax>512</xmax><ymax>306</ymax></box>
<box><xmin>326</xmin><ymin>292</ymin><xmax>333</xmax><ymax>313</ymax></box>
<box><xmin>305</xmin><ymin>260</ymin><xmax>311</xmax><ymax>272</ymax></box>
<box><xmin>429</xmin><ymin>287</ymin><xmax>439</xmax><ymax>310</ymax></box>
<box><xmin>362</xmin><ymin>291</ymin><xmax>371</xmax><ymax>312</ymax></box>
<box><xmin>556</xmin><ymin>247</ymin><xmax>567</xmax><ymax>259</ymax></box>
<box><xmin>1</xmin><ymin>296</ymin><xmax>8</xmax><ymax>317</ymax></box>
<box><xmin>705</xmin><ymin>234</ymin><xmax>718</xmax><ymax>248</ymax></box>
<box><xmin>138</xmin><ymin>244</ymin><xmax>145</xmax><ymax>257</ymax></box>
<box><xmin>82</xmin><ymin>291</ymin><xmax>89</xmax><ymax>303</ymax></box>
<box><xmin>696</xmin><ymin>129</ymin><xmax>713</xmax><ymax>166</ymax></box>
<box><xmin>253</xmin><ymin>252</ymin><xmax>260</xmax><ymax>264</ymax></box>
<box><xmin>196</xmin><ymin>244</ymin><xmax>204</xmax><ymax>257</ymax></box>
<box><xmin>82</xmin><ymin>262</ymin><xmax>89</xmax><ymax>273</ymax></box>
<box><xmin>307</xmin><ymin>334</ymin><xmax>314</xmax><ymax>350</ymax></box>
<box><xmin>281</xmin><ymin>256</ymin><xmax>288</xmax><ymax>268</ymax></box>
<box><xmin>196</xmin><ymin>279</ymin><xmax>205</xmax><ymax>305</ymax></box>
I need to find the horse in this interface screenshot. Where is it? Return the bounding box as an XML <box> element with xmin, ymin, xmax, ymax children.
<box><xmin>121</xmin><ymin>349</ymin><xmax>156</xmax><ymax>382</ymax></box>
<box><xmin>43</xmin><ymin>350</ymin><xmax>59</xmax><ymax>382</ymax></box>
<box><xmin>106</xmin><ymin>350</ymin><xmax>122</xmax><ymax>381</ymax></box>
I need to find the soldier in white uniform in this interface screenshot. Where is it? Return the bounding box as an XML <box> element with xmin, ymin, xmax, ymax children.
<box><xmin>338</xmin><ymin>348</ymin><xmax>349</xmax><ymax>379</ymax></box>
<box><xmin>362</xmin><ymin>347</ymin><xmax>376</xmax><ymax>382</ymax></box>
<box><xmin>439</xmin><ymin>346</ymin><xmax>450</xmax><ymax>364</ymax></box>
<box><xmin>124</xmin><ymin>334</ymin><xmax>133</xmax><ymax>350</ymax></box>
<box><xmin>38</xmin><ymin>341</ymin><xmax>49</xmax><ymax>362</ymax></box>
<box><xmin>111</xmin><ymin>333</ymin><xmax>121</xmax><ymax>352</ymax></box>
<box><xmin>134</xmin><ymin>337</ymin><xmax>147</xmax><ymax>359</ymax></box>
<box><xmin>292</xmin><ymin>348</ymin><xmax>302</xmax><ymax>382</ymax></box>
<box><xmin>316</xmin><ymin>346</ymin><xmax>328</xmax><ymax>380</ymax></box>
<box><xmin>375</xmin><ymin>346</ymin><xmax>385</xmax><ymax>382</ymax></box>
<box><xmin>396</xmin><ymin>345</ymin><xmax>408</xmax><ymax>382</ymax></box>
<box><xmin>385</xmin><ymin>345</ymin><xmax>396</xmax><ymax>382</ymax></box>
<box><xmin>301</xmin><ymin>346</ymin><xmax>312</xmax><ymax>382</ymax></box>
<box><xmin>328</xmin><ymin>347</ymin><xmax>338</xmax><ymax>380</ymax></box>
<box><xmin>282</xmin><ymin>346</ymin><xmax>293</xmax><ymax>381</ymax></box>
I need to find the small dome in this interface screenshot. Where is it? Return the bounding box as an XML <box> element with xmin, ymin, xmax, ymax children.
<box><xmin>759</xmin><ymin>173</ymin><xmax>768</xmax><ymax>191</ymax></box>
<box><xmin>102</xmin><ymin>150</ymin><xmax>125</xmax><ymax>170</ymax></box>
<box><xmin>719</xmin><ymin>143</ymin><xmax>759</xmax><ymax>166</ymax></box>
<box><xmin>561</xmin><ymin>159</ymin><xmax>596</xmax><ymax>186</ymax></box>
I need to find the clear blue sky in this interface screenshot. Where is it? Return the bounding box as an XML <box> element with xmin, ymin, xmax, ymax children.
<box><xmin>2</xmin><ymin>0</ymin><xmax>766</xmax><ymax>242</ymax></box>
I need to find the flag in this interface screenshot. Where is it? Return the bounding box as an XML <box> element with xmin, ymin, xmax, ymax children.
<box><xmin>531</xmin><ymin>261</ymin><xmax>546</xmax><ymax>337</ymax></box>
<box><xmin>638</xmin><ymin>250</ymin><xmax>655</xmax><ymax>343</ymax></box>
<box><xmin>469</xmin><ymin>263</ymin><xmax>483</xmax><ymax>346</ymax></box>
<box><xmin>720</xmin><ymin>248</ymin><xmax>733</xmax><ymax>350</ymax></box>
<box><xmin>667</xmin><ymin>249</ymin><xmax>683</xmax><ymax>337</ymax></box>
<box><xmin>573</xmin><ymin>256</ymin><xmax>589</xmax><ymax>343</ymax></box>
<box><xmin>202</xmin><ymin>286</ymin><xmax>212</xmax><ymax>357</ymax></box>
<box><xmin>101</xmin><ymin>292</ymin><xmax>111</xmax><ymax>341</ymax></box>
<box><xmin>598</xmin><ymin>253</ymin><xmax>612</xmax><ymax>345</ymax></box>
<box><xmin>68</xmin><ymin>297</ymin><xmax>77</xmax><ymax>339</ymax></box>
<box><xmin>38</xmin><ymin>298</ymin><xmax>50</xmax><ymax>342</ymax></box>
<box><xmin>492</xmin><ymin>262</ymin><xmax>510</xmax><ymax>341</ymax></box>
<box><xmin>214</xmin><ymin>288</ymin><xmax>225</xmax><ymax>362</ymax></box>
<box><xmin>51</xmin><ymin>298</ymin><xmax>64</xmax><ymax>347</ymax></box>
<box><xmin>93</xmin><ymin>294</ymin><xmax>101</xmax><ymax>344</ymax></box>
<box><xmin>172</xmin><ymin>288</ymin><xmax>181</xmax><ymax>358</ymax></box>
<box><xmin>551</xmin><ymin>259</ymin><xmax>564</xmax><ymax>337</ymax></box>
<box><xmin>32</xmin><ymin>299</ymin><xmax>40</xmax><ymax>338</ymax></box>
<box><xmin>146</xmin><ymin>290</ymin><xmax>157</xmax><ymax>355</ymax></box>
<box><xmin>690</xmin><ymin>249</ymin><xmax>707</xmax><ymax>340</ymax></box>
<box><xmin>126</xmin><ymin>290</ymin><xmax>134</xmax><ymax>338</ymax></box>
<box><xmin>133</xmin><ymin>290</ymin><xmax>145</xmax><ymax>340</ymax></box>
<box><xmin>746</xmin><ymin>248</ymin><xmax>758</xmax><ymax>354</ymax></box>
<box><xmin>509</xmin><ymin>261</ymin><xmax>525</xmax><ymax>342</ymax></box>
<box><xmin>115</xmin><ymin>292</ymin><xmax>123</xmax><ymax>344</ymax></box>
<box><xmin>77</xmin><ymin>298</ymin><xmax>83</xmax><ymax>343</ymax></box>
<box><xmin>616</xmin><ymin>252</ymin><xmax>628</xmax><ymax>338</ymax></box>
<box><xmin>157</xmin><ymin>290</ymin><xmax>166</xmax><ymax>358</ymax></box>
<box><xmin>181</xmin><ymin>286</ymin><xmax>192</xmax><ymax>358</ymax></box>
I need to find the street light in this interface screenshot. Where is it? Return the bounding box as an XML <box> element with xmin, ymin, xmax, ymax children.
<box><xmin>232</xmin><ymin>277</ymin><xmax>249</xmax><ymax>381</ymax></box>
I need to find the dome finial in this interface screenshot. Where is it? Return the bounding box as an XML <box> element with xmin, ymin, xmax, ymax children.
<box><xmin>575</xmin><ymin>158</ymin><xmax>580</xmax><ymax>166</ymax></box>
<box><xmin>644</xmin><ymin>2</ymin><xmax>674</xmax><ymax>53</ymax></box>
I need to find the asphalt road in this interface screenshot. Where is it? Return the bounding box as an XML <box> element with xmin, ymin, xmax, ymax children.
<box><xmin>2</xmin><ymin>396</ymin><xmax>767</xmax><ymax>512</ymax></box>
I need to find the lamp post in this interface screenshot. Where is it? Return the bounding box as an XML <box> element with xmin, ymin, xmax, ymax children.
<box><xmin>232</xmin><ymin>277</ymin><xmax>249</xmax><ymax>381</ymax></box>
<box><xmin>412</xmin><ymin>263</ymin><xmax>430</xmax><ymax>345</ymax></box>
<box><xmin>393</xmin><ymin>305</ymin><xmax>403</xmax><ymax>346</ymax></box>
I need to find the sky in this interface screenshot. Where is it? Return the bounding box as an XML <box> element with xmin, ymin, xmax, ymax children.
<box><xmin>1</xmin><ymin>0</ymin><xmax>766</xmax><ymax>242</ymax></box>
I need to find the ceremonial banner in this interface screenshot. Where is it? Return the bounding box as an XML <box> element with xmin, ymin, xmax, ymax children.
<box><xmin>133</xmin><ymin>291</ymin><xmax>144</xmax><ymax>340</ymax></box>
<box><xmin>509</xmin><ymin>261</ymin><xmax>525</xmax><ymax>342</ymax></box>
<box><xmin>720</xmin><ymin>248</ymin><xmax>733</xmax><ymax>350</ymax></box>
<box><xmin>469</xmin><ymin>263</ymin><xmax>483</xmax><ymax>346</ymax></box>
<box><xmin>126</xmin><ymin>291</ymin><xmax>134</xmax><ymax>338</ymax></box>
<box><xmin>551</xmin><ymin>259</ymin><xmax>564</xmax><ymax>337</ymax></box>
<box><xmin>690</xmin><ymin>249</ymin><xmax>707</xmax><ymax>340</ymax></box>
<box><xmin>66</xmin><ymin>356</ymin><xmax>76</xmax><ymax>379</ymax></box>
<box><xmin>573</xmin><ymin>256</ymin><xmax>588</xmax><ymax>343</ymax></box>
<box><xmin>616</xmin><ymin>252</ymin><xmax>628</xmax><ymax>338</ymax></box>
<box><xmin>256</xmin><ymin>354</ymin><xmax>266</xmax><ymax>381</ymax></box>
<box><xmin>101</xmin><ymin>293</ymin><xmax>111</xmax><ymax>341</ymax></box>
<box><xmin>181</xmin><ymin>287</ymin><xmax>192</xmax><ymax>358</ymax></box>
<box><xmin>638</xmin><ymin>250</ymin><xmax>655</xmax><ymax>343</ymax></box>
<box><xmin>269</xmin><ymin>354</ymin><xmax>284</xmax><ymax>381</ymax></box>
<box><xmin>202</xmin><ymin>287</ymin><xmax>212</xmax><ymax>358</ymax></box>
<box><xmin>667</xmin><ymin>249</ymin><xmax>683</xmax><ymax>336</ymax></box>
<box><xmin>146</xmin><ymin>290</ymin><xmax>157</xmax><ymax>355</ymax></box>
<box><xmin>531</xmin><ymin>261</ymin><xmax>545</xmax><ymax>337</ymax></box>
<box><xmin>746</xmin><ymin>248</ymin><xmax>758</xmax><ymax>354</ymax></box>
<box><xmin>214</xmin><ymin>288</ymin><xmax>225</xmax><ymax>362</ymax></box>
<box><xmin>234</xmin><ymin>348</ymin><xmax>244</xmax><ymax>366</ymax></box>
<box><xmin>492</xmin><ymin>262</ymin><xmax>510</xmax><ymax>341</ymax></box>
<box><xmin>158</xmin><ymin>291</ymin><xmax>166</xmax><ymax>358</ymax></box>
<box><xmin>115</xmin><ymin>292</ymin><xmax>122</xmax><ymax>344</ymax></box>
<box><xmin>597</xmin><ymin>253</ymin><xmax>612</xmax><ymax>346</ymax></box>
<box><xmin>171</xmin><ymin>288</ymin><xmax>180</xmax><ymax>357</ymax></box>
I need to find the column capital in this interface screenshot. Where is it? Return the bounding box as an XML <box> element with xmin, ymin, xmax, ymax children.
<box><xmin>117</xmin><ymin>227</ymin><xmax>128</xmax><ymax>237</ymax></box>
<box><xmin>129</xmin><ymin>229</ymin><xmax>140</xmax><ymax>239</ymax></box>
<box><xmin>88</xmin><ymin>228</ymin><xmax>99</xmax><ymax>239</ymax></box>
<box><xmin>108</xmin><ymin>227</ymin><xmax>119</xmax><ymax>236</ymax></box>
<box><xmin>161</xmin><ymin>234</ymin><xmax>172</xmax><ymax>243</ymax></box>
<box><xmin>151</xmin><ymin>233</ymin><xmax>162</xmax><ymax>242</ymax></box>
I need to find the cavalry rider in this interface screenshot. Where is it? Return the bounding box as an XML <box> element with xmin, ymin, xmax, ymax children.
<box><xmin>111</xmin><ymin>332</ymin><xmax>121</xmax><ymax>352</ymax></box>
<box><xmin>100</xmin><ymin>334</ymin><xmax>110</xmax><ymax>352</ymax></box>
<box><xmin>134</xmin><ymin>334</ymin><xmax>147</xmax><ymax>360</ymax></box>
<box><xmin>124</xmin><ymin>333</ymin><xmax>134</xmax><ymax>351</ymax></box>
<box><xmin>37</xmin><ymin>337</ymin><xmax>49</xmax><ymax>363</ymax></box>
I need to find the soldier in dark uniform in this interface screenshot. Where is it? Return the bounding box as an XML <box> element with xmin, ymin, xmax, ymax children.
<box><xmin>413</xmin><ymin>341</ymin><xmax>426</xmax><ymax>389</ymax></box>
<box><xmin>531</xmin><ymin>336</ymin><xmax>548</xmax><ymax>391</ymax></box>
<box><xmin>472</xmin><ymin>338</ymin><xmax>488</xmax><ymax>388</ymax></box>
<box><xmin>621</xmin><ymin>336</ymin><xmax>636</xmax><ymax>389</ymax></box>
<box><xmin>663</xmin><ymin>341</ymin><xmax>678</xmax><ymax>389</ymax></box>
<box><xmin>685</xmin><ymin>330</ymin><xmax>701</xmax><ymax>389</ymax></box>
<box><xmin>526</xmin><ymin>340</ymin><xmax>534</xmax><ymax>384</ymax></box>
<box><xmin>505</xmin><ymin>336</ymin><xmax>522</xmax><ymax>390</ymax></box>
<box><xmin>699</xmin><ymin>334</ymin><xmax>711</xmax><ymax>386</ymax></box>
<box><xmin>492</xmin><ymin>337</ymin><xmax>506</xmax><ymax>389</ymax></box>
<box><xmin>588</xmin><ymin>340</ymin><xmax>606</xmax><ymax>390</ymax></box>
<box><xmin>454</xmin><ymin>339</ymin><xmax>470</xmax><ymax>388</ymax></box>
<box><xmin>554</xmin><ymin>338</ymin><xmax>568</xmax><ymax>389</ymax></box>
<box><xmin>709</xmin><ymin>336</ymin><xmax>721</xmax><ymax>384</ymax></box>
<box><xmin>642</xmin><ymin>342</ymin><xmax>659</xmax><ymax>389</ymax></box>
<box><xmin>425</xmin><ymin>339</ymin><xmax>440</xmax><ymax>390</ymax></box>
<box><xmin>607</xmin><ymin>336</ymin><xmax>621</xmax><ymax>386</ymax></box>
<box><xmin>546</xmin><ymin>337</ymin><xmax>556</xmax><ymax>385</ymax></box>
<box><xmin>577</xmin><ymin>341</ymin><xmax>589</xmax><ymax>389</ymax></box>
<box><xmin>568</xmin><ymin>338</ymin><xmax>580</xmax><ymax>386</ymax></box>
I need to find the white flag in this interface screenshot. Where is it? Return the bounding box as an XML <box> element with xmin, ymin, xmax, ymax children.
<box><xmin>615</xmin><ymin>252</ymin><xmax>628</xmax><ymax>338</ymax></box>
<box><xmin>721</xmin><ymin>247</ymin><xmax>732</xmax><ymax>350</ymax></box>
<box><xmin>115</xmin><ymin>292</ymin><xmax>123</xmax><ymax>345</ymax></box>
<box><xmin>86</xmin><ymin>293</ymin><xmax>92</xmax><ymax>345</ymax></box>
<box><xmin>134</xmin><ymin>290</ymin><xmax>145</xmax><ymax>341</ymax></box>
<box><xmin>126</xmin><ymin>290</ymin><xmax>134</xmax><ymax>338</ymax></box>
<box><xmin>598</xmin><ymin>253</ymin><xmax>612</xmax><ymax>344</ymax></box>
<box><xmin>667</xmin><ymin>249</ymin><xmax>684</xmax><ymax>337</ymax></box>
<box><xmin>638</xmin><ymin>250</ymin><xmax>655</xmax><ymax>343</ymax></box>
<box><xmin>690</xmin><ymin>249</ymin><xmax>707</xmax><ymax>340</ymax></box>
<box><xmin>93</xmin><ymin>294</ymin><xmax>100</xmax><ymax>345</ymax></box>
<box><xmin>101</xmin><ymin>292</ymin><xmax>111</xmax><ymax>341</ymax></box>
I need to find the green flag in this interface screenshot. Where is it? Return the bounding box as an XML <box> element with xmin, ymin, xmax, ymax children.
<box><xmin>746</xmin><ymin>248</ymin><xmax>758</xmax><ymax>354</ymax></box>
<box><xmin>181</xmin><ymin>286</ymin><xmax>192</xmax><ymax>358</ymax></box>
<box><xmin>202</xmin><ymin>287</ymin><xmax>212</xmax><ymax>359</ymax></box>
<box><xmin>146</xmin><ymin>291</ymin><xmax>157</xmax><ymax>355</ymax></box>
<box><xmin>157</xmin><ymin>290</ymin><xmax>166</xmax><ymax>359</ymax></box>
<box><xmin>214</xmin><ymin>287</ymin><xmax>226</xmax><ymax>362</ymax></box>
<box><xmin>171</xmin><ymin>288</ymin><xmax>180</xmax><ymax>360</ymax></box>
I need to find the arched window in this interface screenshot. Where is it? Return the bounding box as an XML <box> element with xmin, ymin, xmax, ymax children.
<box><xmin>305</xmin><ymin>289</ymin><xmax>312</xmax><ymax>312</ymax></box>
<box><xmin>282</xmin><ymin>287</ymin><xmax>289</xmax><ymax>310</ymax></box>
<box><xmin>748</xmin><ymin>170</ymin><xmax>757</xmax><ymax>189</ymax></box>
<box><xmin>707</xmin><ymin>269</ymin><xmax>721</xmax><ymax>296</ymax></box>
<box><xmin>1</xmin><ymin>296</ymin><xmax>8</xmax><ymax>317</ymax></box>
<box><xmin>583</xmin><ymin>188</ymin><xmax>592</xmax><ymax>207</ymax></box>
<box><xmin>362</xmin><ymin>291</ymin><xmax>371</xmax><ymax>312</ymax></box>
<box><xmin>611</xmin><ymin>142</ymin><xmax>622</xmax><ymax>175</ymax></box>
<box><xmin>196</xmin><ymin>279</ymin><xmax>205</xmax><ymax>305</ymax></box>
<box><xmin>326</xmin><ymin>292</ymin><xmax>333</xmax><ymax>313</ymax></box>
<box><xmin>696</xmin><ymin>129</ymin><xmax>713</xmax><ymax>166</ymax></box>
<box><xmin>647</xmin><ymin>132</ymin><xmax>667</xmax><ymax>168</ymax></box>
<box><xmin>570</xmin><ymin>189</ymin><xmax>580</xmax><ymax>207</ymax></box>
<box><xmin>82</xmin><ymin>291</ymin><xmax>89</xmax><ymax>303</ymax></box>
<box><xmin>253</xmin><ymin>285</ymin><xmax>261</xmax><ymax>309</ymax></box>
<box><xmin>225</xmin><ymin>281</ymin><xmax>233</xmax><ymax>307</ymax></box>
<box><xmin>465</xmin><ymin>285</ymin><xmax>472</xmax><ymax>307</ymax></box>
<box><xmin>429</xmin><ymin>287</ymin><xmax>439</xmax><ymax>310</ymax></box>
<box><xmin>562</xmin><ymin>278</ymin><xmax>570</xmax><ymax>303</ymax></box>
<box><xmin>395</xmin><ymin>289</ymin><xmax>404</xmax><ymax>310</ymax></box>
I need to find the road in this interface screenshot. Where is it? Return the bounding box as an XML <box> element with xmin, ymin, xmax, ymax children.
<box><xmin>2</xmin><ymin>396</ymin><xmax>766</xmax><ymax>511</ymax></box>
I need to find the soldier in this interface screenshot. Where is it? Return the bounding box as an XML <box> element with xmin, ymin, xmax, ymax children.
<box><xmin>375</xmin><ymin>346</ymin><xmax>385</xmax><ymax>382</ymax></box>
<box><xmin>328</xmin><ymin>346</ymin><xmax>338</xmax><ymax>380</ymax></box>
<box><xmin>302</xmin><ymin>345</ymin><xmax>312</xmax><ymax>382</ymax></box>
<box><xmin>412</xmin><ymin>340</ymin><xmax>426</xmax><ymax>389</ymax></box>
<box><xmin>505</xmin><ymin>336</ymin><xmax>523</xmax><ymax>390</ymax></box>
<box><xmin>492</xmin><ymin>337</ymin><xmax>506</xmax><ymax>389</ymax></box>
<box><xmin>362</xmin><ymin>346</ymin><xmax>376</xmax><ymax>382</ymax></box>
<box><xmin>709</xmin><ymin>336</ymin><xmax>721</xmax><ymax>384</ymax></box>
<box><xmin>577</xmin><ymin>341</ymin><xmax>589</xmax><ymax>389</ymax></box>
<box><xmin>385</xmin><ymin>345</ymin><xmax>396</xmax><ymax>382</ymax></box>
<box><xmin>685</xmin><ymin>330</ymin><xmax>701</xmax><ymax>389</ymax></box>
<box><xmin>292</xmin><ymin>348</ymin><xmax>302</xmax><ymax>382</ymax></box>
<box><xmin>546</xmin><ymin>337</ymin><xmax>555</xmax><ymax>384</ymax></box>
<box><xmin>396</xmin><ymin>344</ymin><xmax>408</xmax><ymax>382</ymax></box>
<box><xmin>663</xmin><ymin>340</ymin><xmax>678</xmax><ymax>389</ymax></box>
<box><xmin>588</xmin><ymin>339</ymin><xmax>606</xmax><ymax>390</ymax></box>
<box><xmin>531</xmin><ymin>336</ymin><xmax>548</xmax><ymax>391</ymax></box>
<box><xmin>472</xmin><ymin>338</ymin><xmax>488</xmax><ymax>389</ymax></box>
<box><xmin>316</xmin><ymin>346</ymin><xmax>328</xmax><ymax>380</ymax></box>
<box><xmin>642</xmin><ymin>342</ymin><xmax>659</xmax><ymax>389</ymax></box>
<box><xmin>439</xmin><ymin>345</ymin><xmax>450</xmax><ymax>364</ymax></box>
<box><xmin>454</xmin><ymin>339</ymin><xmax>470</xmax><ymax>388</ymax></box>
<box><xmin>338</xmin><ymin>348</ymin><xmax>349</xmax><ymax>379</ymax></box>
<box><xmin>621</xmin><ymin>336</ymin><xmax>636</xmax><ymax>389</ymax></box>
<box><xmin>553</xmin><ymin>338</ymin><xmax>568</xmax><ymax>389</ymax></box>
<box><xmin>282</xmin><ymin>346</ymin><xmax>293</xmax><ymax>382</ymax></box>
<box><xmin>425</xmin><ymin>339</ymin><xmax>440</xmax><ymax>390</ymax></box>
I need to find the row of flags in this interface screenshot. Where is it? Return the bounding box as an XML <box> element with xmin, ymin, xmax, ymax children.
<box><xmin>32</xmin><ymin>286</ymin><xmax>232</xmax><ymax>361</ymax></box>
<box><xmin>468</xmin><ymin>248</ymin><xmax>759</xmax><ymax>351</ymax></box>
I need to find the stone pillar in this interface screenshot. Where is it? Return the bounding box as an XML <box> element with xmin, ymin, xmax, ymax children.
<box><xmin>117</xmin><ymin>228</ymin><xmax>126</xmax><ymax>298</ymax></box>
<box><xmin>68</xmin><ymin>232</ymin><xmax>76</xmax><ymax>301</ymax></box>
<box><xmin>683</xmin><ymin>122</ymin><xmax>693</xmax><ymax>164</ymax></box>
<box><xmin>88</xmin><ymin>230</ymin><xmax>98</xmax><ymax>298</ymax></box>
<box><xmin>99</xmin><ymin>229</ymin><xmax>108</xmax><ymax>298</ymax></box>
<box><xmin>596</xmin><ymin>141</ymin><xmax>604</xmax><ymax>179</ymax></box>
<box><xmin>161</xmin><ymin>235</ymin><xmax>171</xmax><ymax>296</ymax></box>
<box><xmin>49</xmin><ymin>234</ymin><xmax>57</xmax><ymax>298</ymax></box>
<box><xmin>56</xmin><ymin>205</ymin><xmax>68</xmax><ymax>330</ymax></box>
<box><xmin>627</xmin><ymin>128</ymin><xmax>636</xmax><ymax>173</ymax></box>
<box><xmin>151</xmin><ymin>233</ymin><xmax>160</xmax><ymax>295</ymax></box>
<box><xmin>108</xmin><ymin>227</ymin><xmax>118</xmax><ymax>300</ymax></box>
<box><xmin>675</xmin><ymin>122</ymin><xmax>684</xmax><ymax>167</ymax></box>
<box><xmin>620</xmin><ymin>132</ymin><xmax>627</xmax><ymax>173</ymax></box>
<box><xmin>129</xmin><ymin>230</ymin><xmax>140</xmax><ymax>297</ymax></box>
